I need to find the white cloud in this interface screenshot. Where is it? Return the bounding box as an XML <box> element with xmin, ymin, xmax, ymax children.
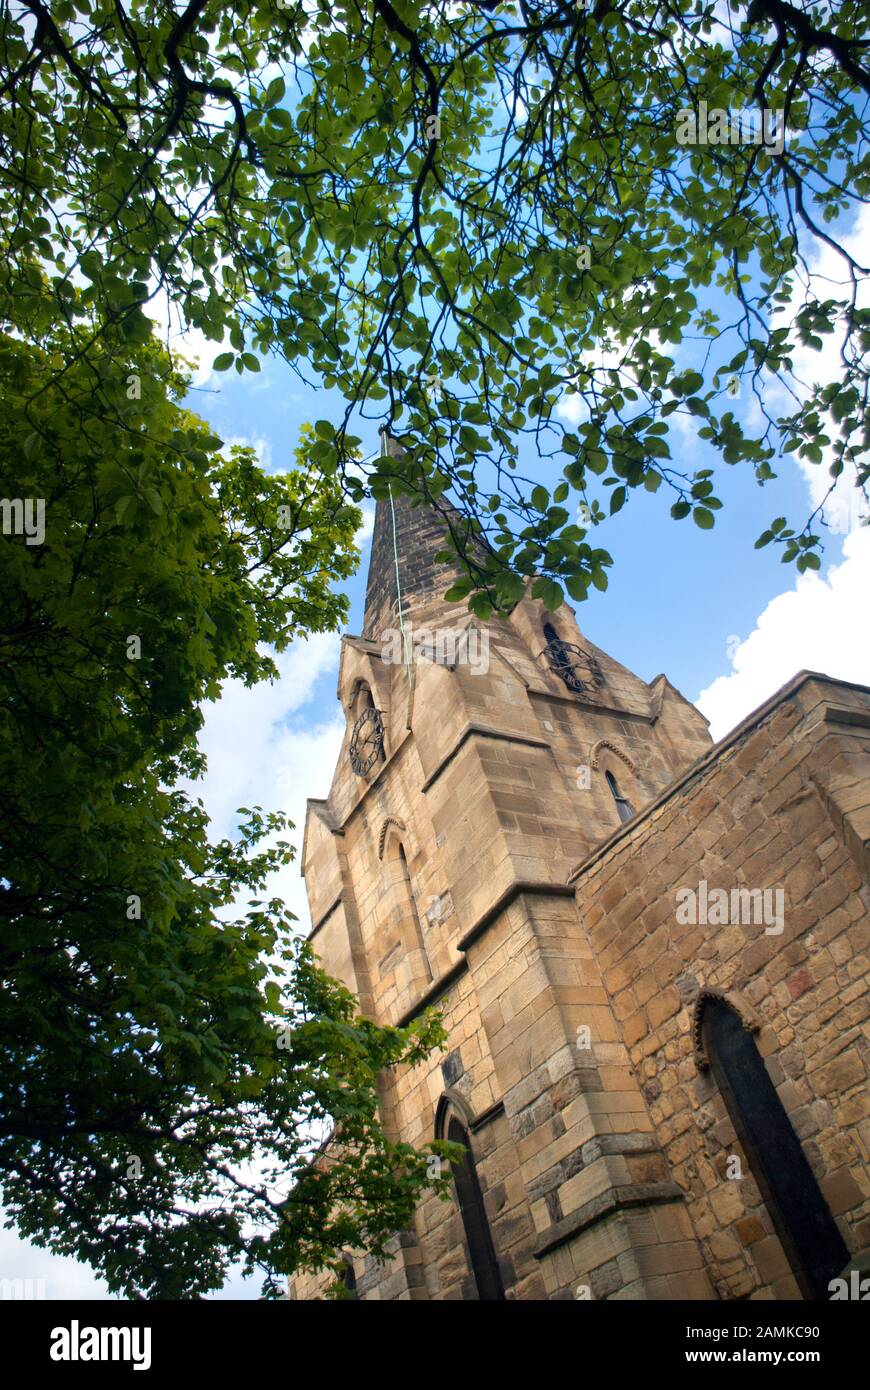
<box><xmin>694</xmin><ymin>202</ymin><xmax>870</xmax><ymax>739</ymax></box>
<box><xmin>147</xmin><ymin>282</ymin><xmax>229</xmax><ymax>389</ymax></box>
<box><xmin>556</xmin><ymin>317</ymin><xmax>674</xmax><ymax>429</ymax></box>
<box><xmin>696</xmin><ymin>525</ymin><xmax>870</xmax><ymax>740</ymax></box>
<box><xmin>224</xmin><ymin>433</ymin><xmax>274</xmax><ymax>472</ymax></box>
<box><xmin>0</xmin><ymin>1225</ymin><xmax>111</xmax><ymax>1300</ymax></box>
<box><xmin>0</xmin><ymin>1208</ymin><xmax>264</xmax><ymax>1301</ymax></box>
<box><xmin>770</xmin><ymin>202</ymin><xmax>870</xmax><ymax>535</ymax></box>
<box><xmin>357</xmin><ymin>502</ymin><xmax>375</xmax><ymax>546</ymax></box>
<box><xmin>187</xmin><ymin>632</ymin><xmax>345</xmax><ymax>930</ymax></box>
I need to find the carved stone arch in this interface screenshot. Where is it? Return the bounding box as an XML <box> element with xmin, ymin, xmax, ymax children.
<box><xmin>377</xmin><ymin>816</ymin><xmax>407</xmax><ymax>861</ymax></box>
<box><xmin>338</xmin><ymin>636</ymin><xmax>391</xmax><ymax>728</ymax></box>
<box><xmin>379</xmin><ymin>821</ymin><xmax>432</xmax><ymax>992</ymax></box>
<box><xmin>589</xmin><ymin>739</ymin><xmax>636</xmax><ymax>773</ymax></box>
<box><xmin>693</xmin><ymin>988</ymin><xmax>762</xmax><ymax>1071</ymax></box>
<box><xmin>435</xmin><ymin>1089</ymin><xmax>505</xmax><ymax>1300</ymax></box>
<box><xmin>434</xmin><ymin>1088</ymin><xmax>476</xmax><ymax>1141</ymax></box>
<box><xmin>346</xmin><ymin>674</ymin><xmax>374</xmax><ymax>717</ymax></box>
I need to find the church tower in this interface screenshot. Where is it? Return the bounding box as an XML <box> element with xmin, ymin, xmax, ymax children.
<box><xmin>289</xmin><ymin>446</ymin><xmax>870</xmax><ymax>1302</ymax></box>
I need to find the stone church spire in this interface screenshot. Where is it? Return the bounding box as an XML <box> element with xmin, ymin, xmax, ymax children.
<box><xmin>362</xmin><ymin>431</ymin><xmax>470</xmax><ymax>642</ymax></box>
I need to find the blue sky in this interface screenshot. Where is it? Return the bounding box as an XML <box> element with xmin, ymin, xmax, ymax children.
<box><xmin>3</xmin><ymin>183</ymin><xmax>869</xmax><ymax>1304</ymax></box>
<box><xmin>182</xmin><ymin>231</ymin><xmax>867</xmax><ymax>717</ymax></box>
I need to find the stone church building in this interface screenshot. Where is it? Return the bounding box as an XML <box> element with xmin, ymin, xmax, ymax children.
<box><xmin>288</xmin><ymin>464</ymin><xmax>869</xmax><ymax>1301</ymax></box>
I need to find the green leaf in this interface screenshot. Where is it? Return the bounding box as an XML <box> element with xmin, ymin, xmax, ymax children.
<box><xmin>469</xmin><ymin>592</ymin><xmax>492</xmax><ymax>620</ymax></box>
<box><xmin>265</xmin><ymin>76</ymin><xmax>286</xmax><ymax>107</ymax></box>
<box><xmin>532</xmin><ymin>578</ymin><xmax>563</xmax><ymax>610</ymax></box>
<box><xmin>565</xmin><ymin>574</ymin><xmax>588</xmax><ymax>601</ymax></box>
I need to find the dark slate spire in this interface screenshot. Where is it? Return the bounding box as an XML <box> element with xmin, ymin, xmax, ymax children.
<box><xmin>362</xmin><ymin>432</ymin><xmax>469</xmax><ymax>641</ymax></box>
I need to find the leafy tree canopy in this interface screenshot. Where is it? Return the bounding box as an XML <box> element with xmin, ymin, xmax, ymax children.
<box><xmin>1</xmin><ymin>0</ymin><xmax>867</xmax><ymax>616</ymax></box>
<box><xmin>0</xmin><ymin>307</ymin><xmax>451</xmax><ymax>1297</ymax></box>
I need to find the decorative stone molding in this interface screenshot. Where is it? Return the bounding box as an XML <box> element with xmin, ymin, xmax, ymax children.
<box><xmin>377</xmin><ymin>815</ymin><xmax>407</xmax><ymax>860</ymax></box>
<box><xmin>589</xmin><ymin>738</ymin><xmax>637</xmax><ymax>773</ymax></box>
<box><xmin>434</xmin><ymin>1088</ymin><xmax>477</xmax><ymax>1140</ymax></box>
<box><xmin>692</xmin><ymin>988</ymin><xmax>762</xmax><ymax>1071</ymax></box>
<box><xmin>345</xmin><ymin>674</ymin><xmax>374</xmax><ymax>716</ymax></box>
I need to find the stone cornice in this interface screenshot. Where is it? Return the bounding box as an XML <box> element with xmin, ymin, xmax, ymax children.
<box><xmin>420</xmin><ymin>722</ymin><xmax>551</xmax><ymax>794</ymax></box>
<box><xmin>533</xmin><ymin>1182</ymin><xmax>684</xmax><ymax>1260</ymax></box>
<box><xmin>307</xmin><ymin>892</ymin><xmax>343</xmax><ymax>940</ymax></box>
<box><xmin>821</xmin><ymin>703</ymin><xmax>870</xmax><ymax>731</ymax></box>
<box><xmin>457</xmin><ymin>880</ymin><xmax>577</xmax><ymax>952</ymax></box>
<box><xmin>391</xmin><ymin>880</ymin><xmax>578</xmax><ymax>1024</ymax></box>
<box><xmin>394</xmin><ymin>957</ymin><xmax>468</xmax><ymax>1026</ymax></box>
<box><xmin>527</xmin><ymin>686</ymin><xmax>656</xmax><ymax>722</ymax></box>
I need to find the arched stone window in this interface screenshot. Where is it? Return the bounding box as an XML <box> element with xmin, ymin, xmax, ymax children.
<box><xmin>605</xmin><ymin>768</ymin><xmax>635</xmax><ymax>824</ymax></box>
<box><xmin>590</xmin><ymin>741</ymin><xmax>639</xmax><ymax>825</ymax></box>
<box><xmin>700</xmin><ymin>994</ymin><xmax>848</xmax><ymax>1299</ymax></box>
<box><xmin>437</xmin><ymin>1100</ymin><xmax>504</xmax><ymax>1301</ymax></box>
<box><xmin>381</xmin><ymin>833</ymin><xmax>432</xmax><ymax>991</ymax></box>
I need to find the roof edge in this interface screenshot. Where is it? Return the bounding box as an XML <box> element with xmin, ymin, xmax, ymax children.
<box><xmin>566</xmin><ymin>668</ymin><xmax>870</xmax><ymax>884</ymax></box>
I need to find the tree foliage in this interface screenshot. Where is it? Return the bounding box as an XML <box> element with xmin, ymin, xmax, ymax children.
<box><xmin>0</xmin><ymin>0</ymin><xmax>867</xmax><ymax>1294</ymax></box>
<box><xmin>0</xmin><ymin>313</ymin><xmax>452</xmax><ymax>1297</ymax></box>
<box><xmin>1</xmin><ymin>0</ymin><xmax>867</xmax><ymax>615</ymax></box>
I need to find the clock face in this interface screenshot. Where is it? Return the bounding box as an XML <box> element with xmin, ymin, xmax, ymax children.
<box><xmin>543</xmin><ymin>636</ymin><xmax>604</xmax><ymax>695</ymax></box>
<box><xmin>349</xmin><ymin>705</ymin><xmax>385</xmax><ymax>775</ymax></box>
